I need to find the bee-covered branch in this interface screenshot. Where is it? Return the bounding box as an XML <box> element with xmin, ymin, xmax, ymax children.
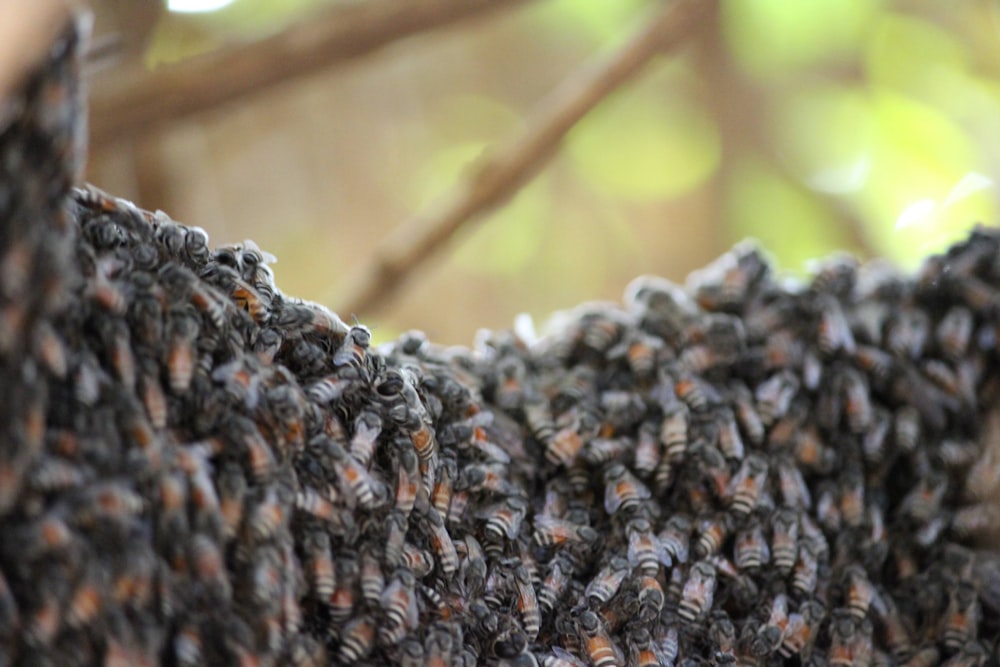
<box><xmin>338</xmin><ymin>0</ymin><xmax>716</xmax><ymax>318</ymax></box>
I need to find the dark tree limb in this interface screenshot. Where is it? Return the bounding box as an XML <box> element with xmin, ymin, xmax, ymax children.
<box><xmin>88</xmin><ymin>0</ymin><xmax>540</xmax><ymax>146</ymax></box>
<box><xmin>339</xmin><ymin>0</ymin><xmax>715</xmax><ymax>318</ymax></box>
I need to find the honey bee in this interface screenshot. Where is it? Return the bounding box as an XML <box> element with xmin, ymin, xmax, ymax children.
<box><xmin>791</xmin><ymin>537</ymin><xmax>822</xmax><ymax>598</ymax></box>
<box><xmin>422</xmin><ymin>508</ymin><xmax>459</xmax><ymax>576</ymax></box>
<box><xmin>778</xmin><ymin>599</ymin><xmax>824</xmax><ymax>660</ymax></box>
<box><xmin>165</xmin><ymin>306</ymin><xmax>199</xmax><ymax>393</ymax></box>
<box><xmin>727</xmin><ymin>454</ymin><xmax>768</xmax><ymax>518</ymax></box>
<box><xmin>216</xmin><ymin>461</ymin><xmax>247</xmax><ymax>540</ymax></box>
<box><xmin>755</xmin><ymin>371</ymin><xmax>799</xmax><ymax>426</ymax></box>
<box><xmin>770</xmin><ymin>508</ymin><xmax>800</xmax><ymax>576</ymax></box>
<box><xmin>511</xmin><ymin>565</ymin><xmax>541</xmax><ymax>641</ymax></box>
<box><xmin>730</xmin><ymin>382</ymin><xmax>765</xmax><ymax>447</ymax></box>
<box><xmin>334</xmin><ymin>324</ymin><xmax>372</xmax><ymax>372</ymax></box>
<box><xmin>627</xmin><ymin>517</ymin><xmax>670</xmax><ymax>577</ymax></box>
<box><xmin>734</xmin><ymin>519</ymin><xmax>770</xmax><ymax>572</ymax></box>
<box><xmin>816</xmin><ymin>294</ymin><xmax>856</xmax><ymax>356</ymax></box>
<box><xmin>837</xmin><ymin>463</ymin><xmax>865</xmax><ymax>528</ymax></box>
<box><xmin>545</xmin><ymin>408</ymin><xmax>593</xmax><ymax>468</ymax></box>
<box><xmin>750</xmin><ymin>593</ymin><xmax>789</xmax><ymax>657</ymax></box>
<box><xmin>304</xmin><ymin>530</ymin><xmax>335</xmax><ymax>600</ymax></box>
<box><xmin>886</xmin><ymin>307</ymin><xmax>930</xmax><ymax>359</ymax></box>
<box><xmin>679</xmin><ymin>560</ymin><xmax>718</xmax><ymax>624</ymax></box>
<box><xmin>578</xmin><ymin>610</ymin><xmax>623</xmax><ymax>667</ymax></box>
<box><xmin>603</xmin><ymin>462</ymin><xmax>651</xmax><ymax>516</ymax></box>
<box><xmin>480</xmin><ymin>495</ymin><xmax>528</xmax><ymax>543</ymax></box>
<box><xmin>899</xmin><ymin>471</ymin><xmax>947</xmax><ymax>522</ymax></box>
<box><xmin>636</xmin><ymin>575</ymin><xmax>665</xmax><ymax>624</ymax></box>
<box><xmin>338</xmin><ymin>614</ymin><xmax>376</xmax><ymax>663</ymax></box>
<box><xmin>393</xmin><ymin>441</ymin><xmax>420</xmax><ymax>517</ymax></box>
<box><xmin>659</xmin><ymin>514</ymin><xmax>692</xmax><ymax>564</ymax></box>
<box><xmin>632</xmin><ymin>420</ymin><xmax>662</xmax><ymax>478</ymax></box>
<box><xmin>660</xmin><ymin>403</ymin><xmax>690</xmax><ymax>463</ymax></box>
<box><xmin>675</xmin><ymin>373</ymin><xmax>717</xmax><ymax>412</ymax></box>
<box><xmin>538</xmin><ymin>553</ymin><xmax>574</xmax><ymax>615</ymax></box>
<box><xmin>585</xmin><ymin>557</ymin><xmax>630</xmax><ymax>607</ymax></box>
<box><xmin>941</xmin><ymin>582</ymin><xmax>980</xmax><ymax>651</ymax></box>
<box><xmin>583</xmin><ymin>436</ymin><xmax>633</xmax><ymax>466</ymax></box>
<box><xmin>937</xmin><ymin>305</ymin><xmax>974</xmax><ymax>359</ymax></box>
<box><xmin>348</xmin><ymin>410</ymin><xmax>381</xmax><ymax>468</ymax></box>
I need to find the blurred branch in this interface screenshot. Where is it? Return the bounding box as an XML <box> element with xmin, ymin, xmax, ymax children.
<box><xmin>88</xmin><ymin>0</ymin><xmax>539</xmax><ymax>146</ymax></box>
<box><xmin>0</xmin><ymin>0</ymin><xmax>76</xmax><ymax>126</ymax></box>
<box><xmin>340</xmin><ymin>0</ymin><xmax>715</xmax><ymax>317</ymax></box>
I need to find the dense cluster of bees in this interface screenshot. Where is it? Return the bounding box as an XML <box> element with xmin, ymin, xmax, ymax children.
<box><xmin>3</xmin><ymin>17</ymin><xmax>1000</xmax><ymax>667</ymax></box>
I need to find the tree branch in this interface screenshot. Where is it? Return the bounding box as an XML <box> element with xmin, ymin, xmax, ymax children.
<box><xmin>88</xmin><ymin>0</ymin><xmax>540</xmax><ymax>146</ymax></box>
<box><xmin>339</xmin><ymin>0</ymin><xmax>715</xmax><ymax>318</ymax></box>
<box><xmin>0</xmin><ymin>0</ymin><xmax>76</xmax><ymax>130</ymax></box>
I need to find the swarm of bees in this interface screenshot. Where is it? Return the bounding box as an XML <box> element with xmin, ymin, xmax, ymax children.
<box><xmin>3</xmin><ymin>16</ymin><xmax>1000</xmax><ymax>667</ymax></box>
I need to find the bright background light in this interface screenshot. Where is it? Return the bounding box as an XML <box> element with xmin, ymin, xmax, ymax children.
<box><xmin>167</xmin><ymin>0</ymin><xmax>236</xmax><ymax>14</ymax></box>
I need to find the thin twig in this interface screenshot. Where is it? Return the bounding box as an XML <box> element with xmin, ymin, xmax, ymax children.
<box><xmin>340</xmin><ymin>0</ymin><xmax>715</xmax><ymax>317</ymax></box>
<box><xmin>88</xmin><ymin>0</ymin><xmax>539</xmax><ymax>146</ymax></box>
<box><xmin>0</xmin><ymin>0</ymin><xmax>76</xmax><ymax>128</ymax></box>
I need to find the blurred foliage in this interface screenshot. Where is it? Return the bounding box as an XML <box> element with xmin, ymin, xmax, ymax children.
<box><xmin>96</xmin><ymin>0</ymin><xmax>1000</xmax><ymax>344</ymax></box>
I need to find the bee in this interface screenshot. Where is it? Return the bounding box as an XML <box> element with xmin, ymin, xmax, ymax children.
<box><xmin>730</xmin><ymin>382</ymin><xmax>765</xmax><ymax>447</ymax></box>
<box><xmin>937</xmin><ymin>305</ymin><xmax>974</xmax><ymax>359</ymax></box>
<box><xmin>715</xmin><ymin>406</ymin><xmax>745</xmax><ymax>461</ymax></box>
<box><xmin>899</xmin><ymin>471</ymin><xmax>947</xmax><ymax>522</ymax></box>
<box><xmin>734</xmin><ymin>519</ymin><xmax>770</xmax><ymax>572</ymax></box>
<box><xmin>637</xmin><ymin>575</ymin><xmax>665</xmax><ymax>624</ymax></box>
<box><xmin>660</xmin><ymin>403</ymin><xmax>689</xmax><ymax>463</ymax></box>
<box><xmin>538</xmin><ymin>553</ymin><xmax>574</xmax><ymax>615</ymax></box>
<box><xmin>679</xmin><ymin>560</ymin><xmax>718</xmax><ymax>624</ymax></box>
<box><xmin>775</xmin><ymin>454</ymin><xmax>811</xmax><ymax>510</ymax></box>
<box><xmin>823</xmin><ymin>610</ymin><xmax>856</xmax><ymax>667</ymax></box>
<box><xmin>727</xmin><ymin>454</ymin><xmax>768</xmax><ymax>518</ymax></box>
<box><xmin>511</xmin><ymin>565</ymin><xmax>541</xmax><ymax>641</ymax></box>
<box><xmin>583</xmin><ymin>436</ymin><xmax>633</xmax><ymax>466</ymax></box>
<box><xmin>770</xmin><ymin>507</ymin><xmax>800</xmax><ymax>575</ymax></box>
<box><xmin>843</xmin><ymin>564</ymin><xmax>875</xmax><ymax>621</ymax></box>
<box><xmin>603</xmin><ymin>462</ymin><xmax>651</xmax><ymax>516</ymax></box>
<box><xmin>65</xmin><ymin>568</ymin><xmax>103</xmax><ymax>629</ymax></box>
<box><xmin>751</xmin><ymin>593</ymin><xmax>789</xmax><ymax>657</ymax></box>
<box><xmin>337</xmin><ymin>445</ymin><xmax>385</xmax><ymax>510</ymax></box>
<box><xmin>793</xmin><ymin>424</ymin><xmax>837</xmax><ymax>474</ymax></box>
<box><xmin>329</xmin><ymin>556</ymin><xmax>360</xmax><ymax>623</ymax></box>
<box><xmin>307</xmin><ymin>374</ymin><xmax>352</xmax><ymax>404</ymax></box>
<box><xmin>675</xmin><ymin>373</ymin><xmax>716</xmax><ymax>412</ymax></box>
<box><xmin>400</xmin><ymin>543</ymin><xmax>434</xmax><ymax>577</ymax></box>
<box><xmin>585</xmin><ymin>557</ymin><xmax>630</xmax><ymax>607</ymax></box>
<box><xmin>247</xmin><ymin>484</ymin><xmax>288</xmax><ymax>543</ymax></box>
<box><xmin>632</xmin><ymin>420</ymin><xmax>662</xmax><ymax>477</ymax></box>
<box><xmin>816</xmin><ymin>294</ymin><xmax>856</xmax><ymax>356</ymax></box>
<box><xmin>951</xmin><ymin>501</ymin><xmax>1000</xmax><ymax>540</ymax></box>
<box><xmin>840</xmin><ymin>367</ymin><xmax>872</xmax><ymax>433</ymax></box>
<box><xmin>578</xmin><ymin>610</ymin><xmax>623</xmax><ymax>667</ymax></box>
<box><xmin>778</xmin><ymin>599</ymin><xmax>824</xmax><ymax>660</ymax></box>
<box><xmin>886</xmin><ymin>307</ymin><xmax>929</xmax><ymax>359</ymax></box>
<box><xmin>422</xmin><ymin>508</ymin><xmax>459</xmax><ymax>576</ymax></box>
<box><xmin>304</xmin><ymin>530</ymin><xmax>335</xmax><ymax>599</ymax></box>
<box><xmin>659</xmin><ymin>514</ymin><xmax>692</xmax><ymax>564</ymax></box>
<box><xmin>791</xmin><ymin>537</ymin><xmax>822</xmax><ymax>598</ymax></box>
<box><xmin>480</xmin><ymin>495</ymin><xmax>528</xmax><ymax>543</ymax></box>
<box><xmin>165</xmin><ymin>306</ymin><xmax>199</xmax><ymax>393</ymax></box>
<box><xmin>349</xmin><ymin>409</ymin><xmax>381</xmax><ymax>468</ymax></box>
<box><xmin>524</xmin><ymin>398</ymin><xmax>556</xmax><ymax>447</ymax></box>
<box><xmin>338</xmin><ymin>614</ymin><xmax>376</xmax><ymax>663</ymax></box>
<box><xmin>393</xmin><ymin>441</ymin><xmax>420</xmax><ymax>517</ymax></box>
<box><xmin>627</xmin><ymin>517</ymin><xmax>670</xmax><ymax>577</ymax></box>
<box><xmin>334</xmin><ymin>323</ymin><xmax>372</xmax><ymax>371</ymax></box>
<box><xmin>755</xmin><ymin>371</ymin><xmax>799</xmax><ymax>426</ymax></box>
<box><xmin>545</xmin><ymin>409</ymin><xmax>591</xmax><ymax>468</ymax></box>
<box><xmin>217</xmin><ymin>462</ymin><xmax>247</xmax><ymax>540</ymax></box>
<box><xmin>461</xmin><ymin>462</ymin><xmax>518</xmax><ymax>496</ymax></box>
<box><xmin>941</xmin><ymin>582</ymin><xmax>980</xmax><ymax>650</ymax></box>
<box><xmin>838</xmin><ymin>463</ymin><xmax>865</xmax><ymax>528</ymax></box>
